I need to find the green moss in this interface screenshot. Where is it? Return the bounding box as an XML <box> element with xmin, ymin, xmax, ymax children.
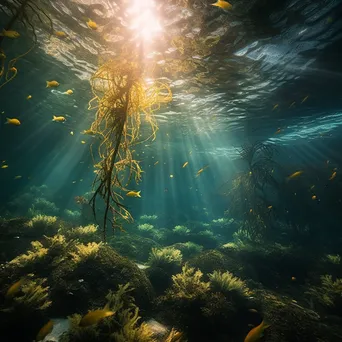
<box><xmin>25</xmin><ymin>215</ymin><xmax>60</xmax><ymax>236</ymax></box>
<box><xmin>167</xmin><ymin>264</ymin><xmax>210</xmax><ymax>300</ymax></box>
<box><xmin>209</xmin><ymin>270</ymin><xmax>250</xmax><ymax>299</ymax></box>
<box><xmin>148</xmin><ymin>247</ymin><xmax>182</xmax><ymax>269</ymax></box>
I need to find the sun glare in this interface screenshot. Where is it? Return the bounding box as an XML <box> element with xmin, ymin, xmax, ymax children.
<box><xmin>128</xmin><ymin>0</ymin><xmax>162</xmax><ymax>41</ymax></box>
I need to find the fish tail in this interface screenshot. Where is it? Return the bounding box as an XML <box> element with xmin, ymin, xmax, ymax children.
<box><xmin>52</xmin><ymin>115</ymin><xmax>56</xmax><ymax>121</ymax></box>
<box><xmin>5</xmin><ymin>118</ymin><xmax>10</xmax><ymax>124</ymax></box>
<box><xmin>46</xmin><ymin>81</ymin><xmax>50</xmax><ymax>88</ymax></box>
<box><xmin>137</xmin><ymin>191</ymin><xmax>141</xmax><ymax>198</ymax></box>
<box><xmin>262</xmin><ymin>320</ymin><xmax>271</xmax><ymax>330</ymax></box>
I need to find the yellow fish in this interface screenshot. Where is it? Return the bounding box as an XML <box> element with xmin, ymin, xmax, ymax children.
<box><xmin>0</xmin><ymin>29</ymin><xmax>20</xmax><ymax>38</ymax></box>
<box><xmin>244</xmin><ymin>320</ymin><xmax>270</xmax><ymax>342</ymax></box>
<box><xmin>182</xmin><ymin>161</ymin><xmax>189</xmax><ymax>168</ymax></box>
<box><xmin>211</xmin><ymin>0</ymin><xmax>232</xmax><ymax>10</ymax></box>
<box><xmin>272</xmin><ymin>104</ymin><xmax>279</xmax><ymax>111</ymax></box>
<box><xmin>196</xmin><ymin>165</ymin><xmax>209</xmax><ymax>177</ymax></box>
<box><xmin>81</xmin><ymin>140</ymin><xmax>86</xmax><ymax>144</ymax></box>
<box><xmin>26</xmin><ymin>95</ymin><xmax>32</xmax><ymax>100</ymax></box>
<box><xmin>70</xmin><ymin>131</ymin><xmax>74</xmax><ymax>135</ymax></box>
<box><xmin>6</xmin><ymin>278</ymin><xmax>26</xmax><ymax>298</ymax></box>
<box><xmin>79</xmin><ymin>307</ymin><xmax>115</xmax><ymax>327</ymax></box>
<box><xmin>6</xmin><ymin>117</ymin><xmax>20</xmax><ymax>126</ymax></box>
<box><xmin>14</xmin><ymin>175</ymin><xmax>22</xmax><ymax>179</ymax></box>
<box><xmin>301</xmin><ymin>95</ymin><xmax>309</xmax><ymax>103</ymax></box>
<box><xmin>52</xmin><ymin>115</ymin><xmax>66</xmax><ymax>122</ymax></box>
<box><xmin>64</xmin><ymin>89</ymin><xmax>73</xmax><ymax>95</ymax></box>
<box><xmin>154</xmin><ymin>161</ymin><xmax>159</xmax><ymax>166</ymax></box>
<box><xmin>287</xmin><ymin>170</ymin><xmax>303</xmax><ymax>180</ymax></box>
<box><xmin>46</xmin><ymin>80</ymin><xmax>60</xmax><ymax>88</ymax></box>
<box><xmin>126</xmin><ymin>190</ymin><xmax>141</xmax><ymax>198</ymax></box>
<box><xmin>55</xmin><ymin>31</ymin><xmax>67</xmax><ymax>38</ymax></box>
<box><xmin>312</xmin><ymin>195</ymin><xmax>317</xmax><ymax>200</ymax></box>
<box><xmin>1</xmin><ymin>165</ymin><xmax>8</xmax><ymax>169</ymax></box>
<box><xmin>36</xmin><ymin>320</ymin><xmax>54</xmax><ymax>341</ymax></box>
<box><xmin>329</xmin><ymin>171</ymin><xmax>337</xmax><ymax>181</ymax></box>
<box><xmin>87</xmin><ymin>19</ymin><xmax>98</xmax><ymax>30</ymax></box>
<box><xmin>82</xmin><ymin>129</ymin><xmax>96</xmax><ymax>135</ymax></box>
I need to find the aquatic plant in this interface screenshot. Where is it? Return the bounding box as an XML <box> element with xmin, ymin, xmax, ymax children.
<box><xmin>70</xmin><ymin>242</ymin><xmax>103</xmax><ymax>264</ymax></box>
<box><xmin>0</xmin><ymin>0</ymin><xmax>54</xmax><ymax>90</ymax></box>
<box><xmin>173</xmin><ymin>225</ymin><xmax>190</xmax><ymax>235</ymax></box>
<box><xmin>61</xmin><ymin>224</ymin><xmax>100</xmax><ymax>243</ymax></box>
<box><xmin>62</xmin><ymin>283</ymin><xmax>183</xmax><ymax>342</ymax></box>
<box><xmin>138</xmin><ymin>223</ymin><xmax>155</xmax><ymax>233</ymax></box>
<box><xmin>139</xmin><ymin>214</ymin><xmax>158</xmax><ymax>221</ymax></box>
<box><xmin>12</xmin><ymin>277</ymin><xmax>51</xmax><ymax>311</ymax></box>
<box><xmin>9</xmin><ymin>240</ymin><xmax>48</xmax><ymax>268</ymax></box>
<box><xmin>88</xmin><ymin>54</ymin><xmax>172</xmax><ymax>239</ymax></box>
<box><xmin>63</xmin><ymin>209</ymin><xmax>82</xmax><ymax>224</ymax></box>
<box><xmin>208</xmin><ymin>270</ymin><xmax>250</xmax><ymax>298</ymax></box>
<box><xmin>148</xmin><ymin>247</ymin><xmax>182</xmax><ymax>269</ymax></box>
<box><xmin>29</xmin><ymin>198</ymin><xmax>59</xmax><ymax>216</ymax></box>
<box><xmin>306</xmin><ymin>275</ymin><xmax>342</xmax><ymax>308</ymax></box>
<box><xmin>168</xmin><ymin>264</ymin><xmax>210</xmax><ymax>300</ymax></box>
<box><xmin>226</xmin><ymin>141</ymin><xmax>279</xmax><ymax>239</ymax></box>
<box><xmin>25</xmin><ymin>214</ymin><xmax>59</xmax><ymax>235</ymax></box>
<box><xmin>173</xmin><ymin>241</ymin><xmax>203</xmax><ymax>259</ymax></box>
<box><xmin>325</xmin><ymin>254</ymin><xmax>341</xmax><ymax>265</ymax></box>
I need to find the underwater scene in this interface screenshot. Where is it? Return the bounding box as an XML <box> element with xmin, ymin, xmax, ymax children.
<box><xmin>1</xmin><ymin>0</ymin><xmax>342</xmax><ymax>341</ymax></box>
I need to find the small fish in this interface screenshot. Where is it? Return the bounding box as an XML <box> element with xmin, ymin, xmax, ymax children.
<box><xmin>1</xmin><ymin>165</ymin><xmax>9</xmax><ymax>169</ymax></box>
<box><xmin>82</xmin><ymin>129</ymin><xmax>96</xmax><ymax>136</ymax></box>
<box><xmin>182</xmin><ymin>161</ymin><xmax>189</xmax><ymax>168</ymax></box>
<box><xmin>79</xmin><ymin>306</ymin><xmax>115</xmax><ymax>327</ymax></box>
<box><xmin>72</xmin><ymin>181</ymin><xmax>76</xmax><ymax>184</ymax></box>
<box><xmin>287</xmin><ymin>170</ymin><xmax>303</xmax><ymax>181</ymax></box>
<box><xmin>275</xmin><ymin>128</ymin><xmax>281</xmax><ymax>134</ymax></box>
<box><xmin>87</xmin><ymin>19</ymin><xmax>98</xmax><ymax>30</ymax></box>
<box><xmin>55</xmin><ymin>31</ymin><xmax>67</xmax><ymax>38</ymax></box>
<box><xmin>0</xmin><ymin>29</ymin><xmax>20</xmax><ymax>38</ymax></box>
<box><xmin>70</xmin><ymin>131</ymin><xmax>74</xmax><ymax>135</ymax></box>
<box><xmin>196</xmin><ymin>165</ymin><xmax>209</xmax><ymax>177</ymax></box>
<box><xmin>289</xmin><ymin>101</ymin><xmax>296</xmax><ymax>108</ymax></box>
<box><xmin>36</xmin><ymin>320</ymin><xmax>54</xmax><ymax>341</ymax></box>
<box><xmin>329</xmin><ymin>171</ymin><xmax>337</xmax><ymax>181</ymax></box>
<box><xmin>312</xmin><ymin>195</ymin><xmax>317</xmax><ymax>200</ymax></box>
<box><xmin>14</xmin><ymin>175</ymin><xmax>22</xmax><ymax>179</ymax></box>
<box><xmin>26</xmin><ymin>95</ymin><xmax>32</xmax><ymax>100</ymax></box>
<box><xmin>6</xmin><ymin>117</ymin><xmax>20</xmax><ymax>126</ymax></box>
<box><xmin>301</xmin><ymin>95</ymin><xmax>309</xmax><ymax>103</ymax></box>
<box><xmin>126</xmin><ymin>190</ymin><xmax>141</xmax><ymax>198</ymax></box>
<box><xmin>310</xmin><ymin>185</ymin><xmax>315</xmax><ymax>190</ymax></box>
<box><xmin>46</xmin><ymin>80</ymin><xmax>60</xmax><ymax>88</ymax></box>
<box><xmin>244</xmin><ymin>320</ymin><xmax>270</xmax><ymax>342</ymax></box>
<box><xmin>52</xmin><ymin>115</ymin><xmax>66</xmax><ymax>122</ymax></box>
<box><xmin>81</xmin><ymin>140</ymin><xmax>86</xmax><ymax>144</ymax></box>
<box><xmin>6</xmin><ymin>278</ymin><xmax>26</xmax><ymax>298</ymax></box>
<box><xmin>170</xmin><ymin>174</ymin><xmax>174</xmax><ymax>178</ymax></box>
<box><xmin>154</xmin><ymin>161</ymin><xmax>159</xmax><ymax>166</ymax></box>
<box><xmin>211</xmin><ymin>0</ymin><xmax>232</xmax><ymax>10</ymax></box>
<box><xmin>267</xmin><ymin>205</ymin><xmax>273</xmax><ymax>209</ymax></box>
<box><xmin>248</xmin><ymin>309</ymin><xmax>258</xmax><ymax>313</ymax></box>
<box><xmin>272</xmin><ymin>104</ymin><xmax>279</xmax><ymax>111</ymax></box>
<box><xmin>291</xmin><ymin>276</ymin><xmax>296</xmax><ymax>281</ymax></box>
<box><xmin>64</xmin><ymin>89</ymin><xmax>73</xmax><ymax>95</ymax></box>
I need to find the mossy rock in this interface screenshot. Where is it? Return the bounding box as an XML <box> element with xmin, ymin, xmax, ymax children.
<box><xmin>109</xmin><ymin>233</ymin><xmax>160</xmax><ymax>262</ymax></box>
<box><xmin>255</xmin><ymin>289</ymin><xmax>342</xmax><ymax>342</ymax></box>
<box><xmin>188</xmin><ymin>250</ymin><xmax>244</xmax><ymax>280</ymax></box>
<box><xmin>50</xmin><ymin>244</ymin><xmax>154</xmax><ymax>316</ymax></box>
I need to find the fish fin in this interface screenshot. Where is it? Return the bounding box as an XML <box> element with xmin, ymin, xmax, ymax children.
<box><xmin>46</xmin><ymin>81</ymin><xmax>50</xmax><ymax>88</ymax></box>
<box><xmin>103</xmin><ymin>302</ymin><xmax>110</xmax><ymax>311</ymax></box>
<box><xmin>5</xmin><ymin>118</ymin><xmax>9</xmax><ymax>124</ymax></box>
<box><xmin>262</xmin><ymin>320</ymin><xmax>271</xmax><ymax>330</ymax></box>
<box><xmin>137</xmin><ymin>191</ymin><xmax>141</xmax><ymax>198</ymax></box>
<box><xmin>52</xmin><ymin>115</ymin><xmax>56</xmax><ymax>121</ymax></box>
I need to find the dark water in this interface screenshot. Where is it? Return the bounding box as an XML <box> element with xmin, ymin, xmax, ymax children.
<box><xmin>1</xmin><ymin>0</ymin><xmax>342</xmax><ymax>341</ymax></box>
